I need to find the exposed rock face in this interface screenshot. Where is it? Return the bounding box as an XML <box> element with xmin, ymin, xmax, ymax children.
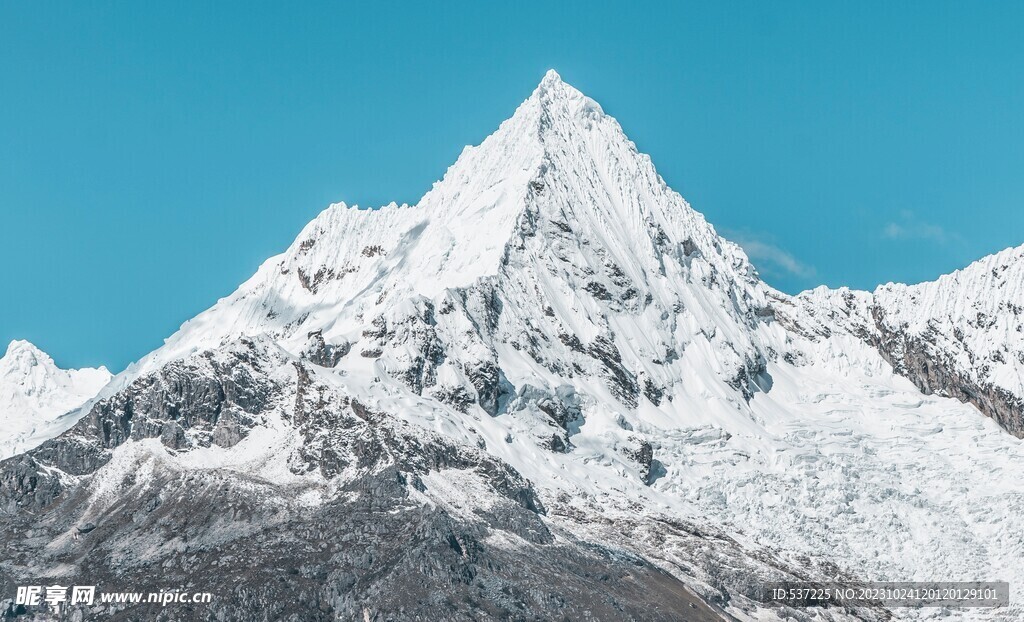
<box><xmin>620</xmin><ymin>435</ymin><xmax>657</xmax><ymax>484</ymax></box>
<box><xmin>300</xmin><ymin>330</ymin><xmax>349</xmax><ymax>368</ymax></box>
<box><xmin>0</xmin><ymin>341</ymin><xmax>818</xmax><ymax>622</ymax></box>
<box><xmin>871</xmin><ymin>311</ymin><xmax>1024</xmax><ymax>437</ymax></box>
<box><xmin>1</xmin><ymin>339</ymin><xmax>283</xmax><ymax>513</ymax></box>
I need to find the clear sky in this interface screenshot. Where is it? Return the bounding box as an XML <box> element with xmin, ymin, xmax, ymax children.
<box><xmin>3</xmin><ymin>1</ymin><xmax>1023</xmax><ymax>372</ymax></box>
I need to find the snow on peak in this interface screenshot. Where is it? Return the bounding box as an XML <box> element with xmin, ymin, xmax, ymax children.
<box><xmin>529</xmin><ymin>69</ymin><xmax>603</xmax><ymax>116</ymax></box>
<box><xmin>4</xmin><ymin>338</ymin><xmax>47</xmax><ymax>362</ymax></box>
<box><xmin>1</xmin><ymin>339</ymin><xmax>60</xmax><ymax>387</ymax></box>
<box><xmin>6</xmin><ymin>338</ymin><xmax>36</xmax><ymax>354</ymax></box>
<box><xmin>0</xmin><ymin>340</ymin><xmax>111</xmax><ymax>460</ymax></box>
<box><xmin>137</xmin><ymin>70</ymin><xmax>764</xmax><ymax>371</ymax></box>
<box><xmin>872</xmin><ymin>242</ymin><xmax>1024</xmax><ymax>398</ymax></box>
<box><xmin>540</xmin><ymin>68</ymin><xmax>562</xmax><ymax>85</ymax></box>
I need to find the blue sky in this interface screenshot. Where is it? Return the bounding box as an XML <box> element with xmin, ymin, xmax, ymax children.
<box><xmin>3</xmin><ymin>1</ymin><xmax>1023</xmax><ymax>371</ymax></box>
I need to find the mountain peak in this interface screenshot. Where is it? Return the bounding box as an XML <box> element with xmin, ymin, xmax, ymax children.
<box><xmin>1</xmin><ymin>339</ymin><xmax>52</xmax><ymax>372</ymax></box>
<box><xmin>0</xmin><ymin>339</ymin><xmax>111</xmax><ymax>460</ymax></box>
<box><xmin>540</xmin><ymin>68</ymin><xmax>562</xmax><ymax>85</ymax></box>
<box><xmin>533</xmin><ymin>69</ymin><xmax>574</xmax><ymax>100</ymax></box>
<box><xmin>141</xmin><ymin>70</ymin><xmax>764</xmax><ymax>376</ymax></box>
<box><xmin>1</xmin><ymin>340</ymin><xmax>110</xmax><ymax>385</ymax></box>
<box><xmin>526</xmin><ymin>70</ymin><xmax>603</xmax><ymax>122</ymax></box>
<box><xmin>6</xmin><ymin>339</ymin><xmax>41</xmax><ymax>356</ymax></box>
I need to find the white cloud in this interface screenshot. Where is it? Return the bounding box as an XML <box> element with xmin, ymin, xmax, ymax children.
<box><xmin>882</xmin><ymin>211</ymin><xmax>951</xmax><ymax>243</ymax></box>
<box><xmin>726</xmin><ymin>232</ymin><xmax>816</xmax><ymax>280</ymax></box>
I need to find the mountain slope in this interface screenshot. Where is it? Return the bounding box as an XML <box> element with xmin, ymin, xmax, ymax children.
<box><xmin>130</xmin><ymin>70</ymin><xmax>769</xmax><ymax>402</ymax></box>
<box><xmin>2</xmin><ymin>72</ymin><xmax>1022</xmax><ymax>622</ymax></box>
<box><xmin>781</xmin><ymin>243</ymin><xmax>1024</xmax><ymax>436</ymax></box>
<box><xmin>873</xmin><ymin>244</ymin><xmax>1024</xmax><ymax>434</ymax></box>
<box><xmin>0</xmin><ymin>340</ymin><xmax>110</xmax><ymax>460</ymax></box>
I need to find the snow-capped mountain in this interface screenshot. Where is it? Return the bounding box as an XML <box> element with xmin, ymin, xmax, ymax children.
<box><xmin>779</xmin><ymin>243</ymin><xmax>1024</xmax><ymax>436</ymax></box>
<box><xmin>0</xmin><ymin>340</ymin><xmax>110</xmax><ymax>460</ymax></box>
<box><xmin>127</xmin><ymin>69</ymin><xmax>769</xmax><ymax>400</ymax></box>
<box><xmin>2</xmin><ymin>72</ymin><xmax>1022</xmax><ymax>621</ymax></box>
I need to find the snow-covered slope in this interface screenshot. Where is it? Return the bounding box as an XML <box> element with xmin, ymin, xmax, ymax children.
<box><xmin>0</xmin><ymin>340</ymin><xmax>110</xmax><ymax>459</ymax></box>
<box><xmin>873</xmin><ymin>245</ymin><xmax>1024</xmax><ymax>432</ymax></box>
<box><xmin>127</xmin><ymin>70</ymin><xmax>768</xmax><ymax>397</ymax></box>
<box><xmin>2</xmin><ymin>72</ymin><xmax>1022</xmax><ymax>621</ymax></box>
<box><xmin>781</xmin><ymin>244</ymin><xmax>1024</xmax><ymax>436</ymax></box>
